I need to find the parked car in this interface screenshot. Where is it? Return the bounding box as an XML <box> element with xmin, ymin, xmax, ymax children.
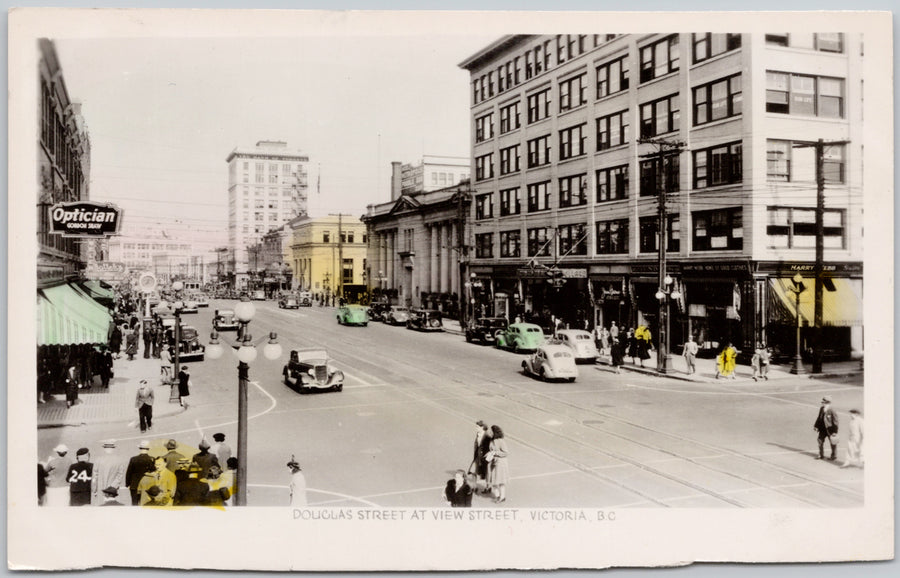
<box><xmin>282</xmin><ymin>348</ymin><xmax>344</xmax><ymax>393</ymax></box>
<box><xmin>160</xmin><ymin>316</ymin><xmax>206</xmax><ymax>362</ymax></box>
<box><xmin>251</xmin><ymin>289</ymin><xmax>266</xmax><ymax>301</ymax></box>
<box><xmin>213</xmin><ymin>309</ymin><xmax>239</xmax><ymax>331</ymax></box>
<box><xmin>496</xmin><ymin>322</ymin><xmax>546</xmax><ymax>353</ymax></box>
<box><xmin>337</xmin><ymin>305</ymin><xmax>369</xmax><ymax>326</ymax></box>
<box><xmin>554</xmin><ymin>329</ymin><xmax>600</xmax><ymax>363</ymax></box>
<box><xmin>384</xmin><ymin>306</ymin><xmax>410</xmax><ymax>326</ymax></box>
<box><xmin>368</xmin><ymin>301</ymin><xmax>393</xmax><ymax>322</ymax></box>
<box><xmin>465</xmin><ymin>317</ymin><xmax>509</xmax><ymax>345</ymax></box>
<box><xmin>278</xmin><ymin>295</ymin><xmax>300</xmax><ymax>309</ymax></box>
<box><xmin>298</xmin><ymin>291</ymin><xmax>313</xmax><ymax>307</ymax></box>
<box><xmin>406</xmin><ymin>309</ymin><xmax>443</xmax><ymax>331</ymax></box>
<box><xmin>522</xmin><ymin>344</ymin><xmax>578</xmax><ymax>382</ymax></box>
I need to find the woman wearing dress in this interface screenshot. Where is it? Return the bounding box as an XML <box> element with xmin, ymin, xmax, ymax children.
<box><xmin>487</xmin><ymin>425</ymin><xmax>509</xmax><ymax>504</ymax></box>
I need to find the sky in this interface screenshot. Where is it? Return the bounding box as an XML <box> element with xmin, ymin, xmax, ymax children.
<box><xmin>54</xmin><ymin>32</ymin><xmax>495</xmax><ymax>233</ymax></box>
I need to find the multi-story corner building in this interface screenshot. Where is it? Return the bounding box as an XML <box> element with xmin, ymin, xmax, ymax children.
<box><xmin>225</xmin><ymin>140</ymin><xmax>310</xmax><ymax>290</ymax></box>
<box><xmin>362</xmin><ymin>162</ymin><xmax>470</xmax><ymax>313</ymax></box>
<box><xmin>285</xmin><ymin>214</ymin><xmax>368</xmax><ymax>301</ymax></box>
<box><xmin>460</xmin><ymin>33</ymin><xmax>863</xmax><ymax>360</ymax></box>
<box><xmin>398</xmin><ymin>155</ymin><xmax>470</xmax><ymax>195</ymax></box>
<box><xmin>246</xmin><ymin>224</ymin><xmax>293</xmax><ymax>297</ymax></box>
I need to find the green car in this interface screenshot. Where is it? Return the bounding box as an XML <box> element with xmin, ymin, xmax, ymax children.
<box><xmin>336</xmin><ymin>304</ymin><xmax>369</xmax><ymax>326</ymax></box>
<box><xmin>496</xmin><ymin>322</ymin><xmax>546</xmax><ymax>353</ymax></box>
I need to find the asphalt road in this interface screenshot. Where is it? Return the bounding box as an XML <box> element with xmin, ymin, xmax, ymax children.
<box><xmin>39</xmin><ymin>299</ymin><xmax>865</xmax><ymax>509</ymax></box>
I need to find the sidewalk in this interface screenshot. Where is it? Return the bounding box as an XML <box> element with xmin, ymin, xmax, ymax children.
<box><xmin>441</xmin><ymin>318</ymin><xmax>862</xmax><ymax>383</ymax></box>
<box><xmin>38</xmin><ymin>353</ymin><xmax>185</xmax><ymax>428</ymax></box>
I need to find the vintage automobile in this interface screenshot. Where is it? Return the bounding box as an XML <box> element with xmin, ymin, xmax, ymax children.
<box><xmin>213</xmin><ymin>309</ymin><xmax>239</xmax><ymax>331</ymax></box>
<box><xmin>406</xmin><ymin>309</ymin><xmax>443</xmax><ymax>332</ymax></box>
<box><xmin>465</xmin><ymin>317</ymin><xmax>509</xmax><ymax>345</ymax></box>
<box><xmin>554</xmin><ymin>329</ymin><xmax>600</xmax><ymax>363</ymax></box>
<box><xmin>282</xmin><ymin>348</ymin><xmax>344</xmax><ymax>393</ymax></box>
<box><xmin>251</xmin><ymin>289</ymin><xmax>267</xmax><ymax>301</ymax></box>
<box><xmin>160</xmin><ymin>316</ymin><xmax>206</xmax><ymax>362</ymax></box>
<box><xmin>194</xmin><ymin>293</ymin><xmax>210</xmax><ymax>307</ymax></box>
<box><xmin>522</xmin><ymin>344</ymin><xmax>578</xmax><ymax>382</ymax></box>
<box><xmin>298</xmin><ymin>291</ymin><xmax>313</xmax><ymax>307</ymax></box>
<box><xmin>367</xmin><ymin>301</ymin><xmax>393</xmax><ymax>322</ymax></box>
<box><xmin>337</xmin><ymin>305</ymin><xmax>369</xmax><ymax>326</ymax></box>
<box><xmin>383</xmin><ymin>306</ymin><xmax>410</xmax><ymax>326</ymax></box>
<box><xmin>179</xmin><ymin>300</ymin><xmax>199</xmax><ymax>314</ymax></box>
<box><xmin>278</xmin><ymin>295</ymin><xmax>300</xmax><ymax>309</ymax></box>
<box><xmin>496</xmin><ymin>322</ymin><xmax>546</xmax><ymax>353</ymax></box>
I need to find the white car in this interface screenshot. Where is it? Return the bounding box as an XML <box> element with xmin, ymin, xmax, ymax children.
<box><xmin>554</xmin><ymin>329</ymin><xmax>599</xmax><ymax>363</ymax></box>
<box><xmin>521</xmin><ymin>344</ymin><xmax>578</xmax><ymax>382</ymax></box>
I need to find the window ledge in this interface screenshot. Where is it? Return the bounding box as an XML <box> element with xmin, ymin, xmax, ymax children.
<box><xmin>692</xmin><ymin>114</ymin><xmax>742</xmax><ymax>131</ymax></box>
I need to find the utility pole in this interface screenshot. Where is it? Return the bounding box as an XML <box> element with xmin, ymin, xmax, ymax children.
<box><xmin>338</xmin><ymin>212</ymin><xmax>343</xmax><ymax>300</ymax></box>
<box><xmin>638</xmin><ymin>137</ymin><xmax>685</xmax><ymax>374</ymax></box>
<box><xmin>794</xmin><ymin>139</ymin><xmax>849</xmax><ymax>374</ymax></box>
<box><xmin>457</xmin><ymin>184</ymin><xmax>471</xmax><ymax>327</ymax></box>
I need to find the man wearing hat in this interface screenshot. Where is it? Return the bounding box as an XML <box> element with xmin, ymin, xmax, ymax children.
<box><xmin>99</xmin><ymin>486</ymin><xmax>125</xmax><ymax>506</ymax></box>
<box><xmin>192</xmin><ymin>439</ymin><xmax>220</xmax><ymax>479</ymax></box>
<box><xmin>44</xmin><ymin>444</ymin><xmax>74</xmax><ymax>507</ymax></box>
<box><xmin>287</xmin><ymin>456</ymin><xmax>307</xmax><ymax>507</ymax></box>
<box><xmin>135</xmin><ymin>379</ymin><xmax>155</xmax><ymax>433</ymax></box>
<box><xmin>813</xmin><ymin>395</ymin><xmax>840</xmax><ymax>461</ymax></box>
<box><xmin>210</xmin><ymin>433</ymin><xmax>232</xmax><ymax>467</ymax></box>
<box><xmin>66</xmin><ymin>448</ymin><xmax>94</xmax><ymax>506</ymax></box>
<box><xmin>162</xmin><ymin>439</ymin><xmax>186</xmax><ymax>472</ymax></box>
<box><xmin>470</xmin><ymin>420</ymin><xmax>492</xmax><ymax>490</ymax></box>
<box><xmin>125</xmin><ymin>440</ymin><xmax>156</xmax><ymax>505</ymax></box>
<box><xmin>138</xmin><ymin>456</ymin><xmax>177</xmax><ymax>506</ymax></box>
<box><xmin>91</xmin><ymin>440</ymin><xmax>126</xmax><ymax>505</ymax></box>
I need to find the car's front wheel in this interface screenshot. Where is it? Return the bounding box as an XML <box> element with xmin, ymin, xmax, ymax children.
<box><xmin>539</xmin><ymin>367</ymin><xmax>546</xmax><ymax>381</ymax></box>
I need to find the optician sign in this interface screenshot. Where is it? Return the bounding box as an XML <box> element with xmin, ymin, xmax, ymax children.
<box><xmin>48</xmin><ymin>201</ymin><xmax>123</xmax><ymax>237</ymax></box>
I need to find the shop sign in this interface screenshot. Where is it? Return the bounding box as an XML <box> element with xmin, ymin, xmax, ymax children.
<box><xmin>559</xmin><ymin>268</ymin><xmax>587</xmax><ymax>279</ymax></box>
<box><xmin>681</xmin><ymin>261</ymin><xmax>751</xmax><ymax>275</ymax></box>
<box><xmin>88</xmin><ymin>261</ymin><xmax>126</xmax><ymax>274</ymax></box>
<box><xmin>755</xmin><ymin>261</ymin><xmax>863</xmax><ymax>275</ymax></box>
<box><xmin>49</xmin><ymin>202</ymin><xmax>123</xmax><ymax>237</ymax></box>
<box><xmin>630</xmin><ymin>263</ymin><xmax>682</xmax><ymax>275</ymax></box>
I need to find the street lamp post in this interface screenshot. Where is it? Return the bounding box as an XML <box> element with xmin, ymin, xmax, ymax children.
<box><xmin>789</xmin><ymin>273</ymin><xmax>807</xmax><ymax>375</ymax></box>
<box><xmin>206</xmin><ymin>298</ymin><xmax>282</xmax><ymax>506</ymax></box>
<box><xmin>654</xmin><ymin>275</ymin><xmax>681</xmax><ymax>374</ymax></box>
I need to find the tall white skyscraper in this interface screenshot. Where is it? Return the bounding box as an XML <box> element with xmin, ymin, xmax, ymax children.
<box><xmin>226</xmin><ymin>140</ymin><xmax>310</xmax><ymax>289</ymax></box>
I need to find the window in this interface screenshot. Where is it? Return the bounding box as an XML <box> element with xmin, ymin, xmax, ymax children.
<box><xmin>475</xmin><ymin>153</ymin><xmax>494</xmax><ymax>181</ymax></box>
<box><xmin>255</xmin><ymin>173</ymin><xmax>264</xmax><ymax>183</ymax></box>
<box><xmin>693</xmin><ymin>74</ymin><xmax>742</xmax><ymax>125</ymax></box>
<box><xmin>816</xmin><ymin>33</ymin><xmax>843</xmax><ymax>53</ymax></box>
<box><xmin>475</xmin><ymin>193</ymin><xmax>494</xmax><ymax>220</ymax></box>
<box><xmin>283</xmin><ymin>164</ymin><xmax>291</xmax><ymax>175</ymax></box>
<box><xmin>268</xmin><ymin>200</ymin><xmax>278</xmax><ymax>209</ymax></box>
<box><xmin>692</xmin><ymin>208</ymin><xmax>743</xmax><ymax>251</ymax></box>
<box><xmin>596</xmin><ymin>219</ymin><xmax>629</xmax><ymax>254</ymax></box>
<box><xmin>500</xmin><ymin>230</ymin><xmax>521</xmax><ymax>258</ymax></box>
<box><xmin>559</xmin><ymin>73</ymin><xmax>587</xmax><ymax>112</ymax></box>
<box><xmin>500</xmin><ymin>145</ymin><xmax>521</xmax><ymax>175</ymax></box>
<box><xmin>487</xmin><ymin>71</ymin><xmax>495</xmax><ymax>98</ymax></box>
<box><xmin>639</xmin><ymin>155</ymin><xmax>680</xmax><ymax>197</ymax></box>
<box><xmin>765</xmin><ymin>33</ymin><xmax>789</xmax><ymax>47</ymax></box>
<box><xmin>596</xmin><ymin>56</ymin><xmax>629</xmax><ymax>98</ymax></box>
<box><xmin>766</xmin><ymin>207</ymin><xmax>846</xmax><ymax>249</ymax></box>
<box><xmin>323</xmin><ymin>231</ymin><xmax>330</xmax><ymax>243</ymax></box>
<box><xmin>596</xmin><ymin>165</ymin><xmax>629</xmax><ymax>202</ymax></box>
<box><xmin>525</xmin><ymin>50</ymin><xmax>534</xmax><ymax>79</ymax></box>
<box><xmin>559</xmin><ymin>123</ymin><xmax>587</xmax><ymax>160</ymax></box>
<box><xmin>693</xmin><ymin>142</ymin><xmax>743</xmax><ymax>188</ymax></box>
<box><xmin>527</xmin><ymin>181</ymin><xmax>551</xmax><ymax>213</ymax></box>
<box><xmin>767</xmin><ymin>140</ymin><xmax>845</xmax><ymax>183</ymax></box>
<box><xmin>499</xmin><ymin>101</ymin><xmax>521</xmax><ymax>133</ymax></box>
<box><xmin>559</xmin><ymin>174</ymin><xmax>587</xmax><ymax>208</ymax></box>
<box><xmin>347</xmin><ymin>231</ymin><xmax>355</xmax><ymax>243</ymax></box>
<box><xmin>766</xmin><ymin>71</ymin><xmax>844</xmax><ymax>118</ymax></box>
<box><xmin>527</xmin><ymin>135</ymin><xmax>552</xmax><ymax>168</ymax></box>
<box><xmin>766</xmin><ymin>33</ymin><xmax>844</xmax><ymax>53</ymax></box>
<box><xmin>255</xmin><ymin>213</ymin><xmax>264</xmax><ymax>221</ymax></box>
<box><xmin>527</xmin><ymin>89</ymin><xmax>551</xmax><ymax>123</ymax></box>
<box><xmin>256</xmin><ymin>163</ymin><xmax>264</xmax><ymax>172</ymax></box>
<box><xmin>558</xmin><ymin>223</ymin><xmax>588</xmax><ymax>256</ymax></box>
<box><xmin>254</xmin><ymin>199</ymin><xmax>265</xmax><ymax>208</ymax></box>
<box><xmin>596</xmin><ymin>110</ymin><xmax>629</xmax><ymax>150</ymax></box>
<box><xmin>527</xmin><ymin>227</ymin><xmax>551</xmax><ymax>257</ymax></box>
<box><xmin>475</xmin><ymin>113</ymin><xmax>494</xmax><ymax>143</ymax></box>
<box><xmin>692</xmin><ymin>33</ymin><xmax>742</xmax><ymax>63</ymax></box>
<box><xmin>342</xmin><ymin>259</ymin><xmax>354</xmax><ymax>284</ymax></box>
<box><xmin>639</xmin><ymin>215</ymin><xmax>680</xmax><ymax>253</ymax></box>
<box><xmin>475</xmin><ymin>233</ymin><xmax>494</xmax><ymax>258</ymax></box>
<box><xmin>500</xmin><ymin>187</ymin><xmax>521</xmax><ymax>216</ymax></box>
<box><xmin>640</xmin><ymin>35</ymin><xmax>680</xmax><ymax>83</ymax></box>
<box><xmin>640</xmin><ymin>94</ymin><xmax>680</xmax><ymax>138</ymax></box>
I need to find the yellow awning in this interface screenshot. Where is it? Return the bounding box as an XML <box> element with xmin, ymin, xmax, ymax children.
<box><xmin>769</xmin><ymin>277</ymin><xmax>862</xmax><ymax>327</ymax></box>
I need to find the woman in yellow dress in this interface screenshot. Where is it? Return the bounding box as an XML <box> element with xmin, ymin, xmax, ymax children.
<box><xmin>716</xmin><ymin>342</ymin><xmax>737</xmax><ymax>379</ymax></box>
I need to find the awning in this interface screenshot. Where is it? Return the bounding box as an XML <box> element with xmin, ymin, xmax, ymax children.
<box><xmin>78</xmin><ymin>279</ymin><xmax>117</xmax><ymax>309</ymax></box>
<box><xmin>768</xmin><ymin>277</ymin><xmax>862</xmax><ymax>327</ymax></box>
<box><xmin>37</xmin><ymin>282</ymin><xmax>114</xmax><ymax>345</ymax></box>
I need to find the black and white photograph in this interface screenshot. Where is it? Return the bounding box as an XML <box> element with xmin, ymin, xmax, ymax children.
<box><xmin>6</xmin><ymin>5</ymin><xmax>894</xmax><ymax>572</ymax></box>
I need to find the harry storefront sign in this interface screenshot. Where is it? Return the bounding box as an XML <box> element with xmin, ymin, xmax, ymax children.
<box><xmin>48</xmin><ymin>201</ymin><xmax>123</xmax><ymax>237</ymax></box>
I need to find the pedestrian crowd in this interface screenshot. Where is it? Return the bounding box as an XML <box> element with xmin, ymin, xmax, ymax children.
<box><xmin>38</xmin><ymin>434</ymin><xmax>237</xmax><ymax>508</ymax></box>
